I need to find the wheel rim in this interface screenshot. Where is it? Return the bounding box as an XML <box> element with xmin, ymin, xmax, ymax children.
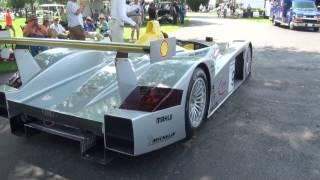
<box><xmin>189</xmin><ymin>78</ymin><xmax>207</xmax><ymax>128</ymax></box>
<box><xmin>246</xmin><ymin>48</ymin><xmax>252</xmax><ymax>75</ymax></box>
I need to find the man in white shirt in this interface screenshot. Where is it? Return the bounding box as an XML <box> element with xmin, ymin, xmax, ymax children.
<box><xmin>110</xmin><ymin>0</ymin><xmax>139</xmax><ymax>42</ymax></box>
<box><xmin>49</xmin><ymin>17</ymin><xmax>68</xmax><ymax>39</ymax></box>
<box><xmin>67</xmin><ymin>0</ymin><xmax>85</xmax><ymax>40</ymax></box>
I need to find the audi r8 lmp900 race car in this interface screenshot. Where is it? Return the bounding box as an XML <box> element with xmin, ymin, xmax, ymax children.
<box><xmin>0</xmin><ymin>36</ymin><xmax>252</xmax><ymax>164</ymax></box>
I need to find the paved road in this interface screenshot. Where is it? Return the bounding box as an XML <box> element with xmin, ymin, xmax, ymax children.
<box><xmin>174</xmin><ymin>14</ymin><xmax>320</xmax><ymax>51</ymax></box>
<box><xmin>1</xmin><ymin>15</ymin><xmax>320</xmax><ymax>180</ymax></box>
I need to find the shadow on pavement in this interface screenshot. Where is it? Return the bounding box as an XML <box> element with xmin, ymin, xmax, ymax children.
<box><xmin>1</xmin><ymin>46</ymin><xmax>320</xmax><ymax>180</ymax></box>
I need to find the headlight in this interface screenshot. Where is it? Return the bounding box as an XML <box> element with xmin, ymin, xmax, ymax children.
<box><xmin>293</xmin><ymin>16</ymin><xmax>303</xmax><ymax>23</ymax></box>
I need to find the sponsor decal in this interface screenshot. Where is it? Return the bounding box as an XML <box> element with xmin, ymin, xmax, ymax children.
<box><xmin>149</xmin><ymin>132</ymin><xmax>176</xmax><ymax>145</ymax></box>
<box><xmin>156</xmin><ymin>114</ymin><xmax>172</xmax><ymax>124</ymax></box>
<box><xmin>160</xmin><ymin>40</ymin><xmax>169</xmax><ymax>57</ymax></box>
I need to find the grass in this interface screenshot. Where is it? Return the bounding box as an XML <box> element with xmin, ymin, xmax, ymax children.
<box><xmin>0</xmin><ymin>61</ymin><xmax>17</xmax><ymax>74</ymax></box>
<box><xmin>0</xmin><ymin>17</ymin><xmax>26</xmax><ymax>37</ymax></box>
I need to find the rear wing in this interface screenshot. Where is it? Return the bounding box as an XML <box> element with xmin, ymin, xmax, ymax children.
<box><xmin>0</xmin><ymin>37</ymin><xmax>176</xmax><ymax>101</ymax></box>
<box><xmin>0</xmin><ymin>37</ymin><xmax>176</xmax><ymax>61</ymax></box>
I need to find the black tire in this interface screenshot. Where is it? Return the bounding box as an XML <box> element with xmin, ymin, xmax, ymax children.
<box><xmin>272</xmin><ymin>17</ymin><xmax>279</xmax><ymax>26</ymax></box>
<box><xmin>245</xmin><ymin>46</ymin><xmax>253</xmax><ymax>77</ymax></box>
<box><xmin>185</xmin><ymin>67</ymin><xmax>210</xmax><ymax>139</ymax></box>
<box><xmin>314</xmin><ymin>27</ymin><xmax>319</xmax><ymax>32</ymax></box>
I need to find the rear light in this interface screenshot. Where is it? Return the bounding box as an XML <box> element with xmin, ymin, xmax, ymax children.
<box><xmin>120</xmin><ymin>86</ymin><xmax>183</xmax><ymax>112</ymax></box>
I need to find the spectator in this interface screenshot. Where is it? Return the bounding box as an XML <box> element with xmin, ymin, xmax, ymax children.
<box><xmin>23</xmin><ymin>16</ymin><xmax>48</xmax><ymax>37</ymax></box>
<box><xmin>140</xmin><ymin>0</ymin><xmax>145</xmax><ymax>24</ymax></box>
<box><xmin>102</xmin><ymin>4</ymin><xmax>111</xmax><ymax>18</ymax></box>
<box><xmin>170</xmin><ymin>2</ymin><xmax>178</xmax><ymax>24</ymax></box>
<box><xmin>5</xmin><ymin>8</ymin><xmax>16</xmax><ymax>37</ymax></box>
<box><xmin>223</xmin><ymin>3</ymin><xmax>228</xmax><ymax>18</ymax></box>
<box><xmin>98</xmin><ymin>15</ymin><xmax>110</xmax><ymax>37</ymax></box>
<box><xmin>42</xmin><ymin>19</ymin><xmax>50</xmax><ymax>31</ymax></box>
<box><xmin>130</xmin><ymin>0</ymin><xmax>142</xmax><ymax>41</ymax></box>
<box><xmin>148</xmin><ymin>2</ymin><xmax>157</xmax><ymax>20</ymax></box>
<box><xmin>67</xmin><ymin>0</ymin><xmax>85</xmax><ymax>40</ymax></box>
<box><xmin>110</xmin><ymin>0</ymin><xmax>138</xmax><ymax>42</ymax></box>
<box><xmin>84</xmin><ymin>16</ymin><xmax>104</xmax><ymax>40</ymax></box>
<box><xmin>23</xmin><ymin>15</ymin><xmax>48</xmax><ymax>56</ymax></box>
<box><xmin>247</xmin><ymin>4</ymin><xmax>252</xmax><ymax>18</ymax></box>
<box><xmin>179</xmin><ymin>1</ymin><xmax>186</xmax><ymax>24</ymax></box>
<box><xmin>49</xmin><ymin>17</ymin><xmax>68</xmax><ymax>39</ymax></box>
<box><xmin>60</xmin><ymin>8</ymin><xmax>68</xmax><ymax>28</ymax></box>
<box><xmin>84</xmin><ymin>16</ymin><xmax>96</xmax><ymax>32</ymax></box>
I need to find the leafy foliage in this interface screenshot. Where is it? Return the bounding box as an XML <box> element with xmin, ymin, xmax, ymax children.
<box><xmin>186</xmin><ymin>0</ymin><xmax>210</xmax><ymax>11</ymax></box>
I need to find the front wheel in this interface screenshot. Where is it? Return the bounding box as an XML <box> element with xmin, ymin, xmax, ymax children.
<box><xmin>313</xmin><ymin>27</ymin><xmax>319</xmax><ymax>32</ymax></box>
<box><xmin>289</xmin><ymin>21</ymin><xmax>295</xmax><ymax>30</ymax></box>
<box><xmin>185</xmin><ymin>68</ymin><xmax>209</xmax><ymax>139</ymax></box>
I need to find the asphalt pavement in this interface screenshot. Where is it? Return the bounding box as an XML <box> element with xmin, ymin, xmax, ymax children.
<box><xmin>0</xmin><ymin>14</ymin><xmax>320</xmax><ymax>180</ymax></box>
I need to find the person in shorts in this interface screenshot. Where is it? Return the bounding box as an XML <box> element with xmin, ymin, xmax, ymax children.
<box><xmin>5</xmin><ymin>8</ymin><xmax>16</xmax><ymax>37</ymax></box>
<box><xmin>130</xmin><ymin>0</ymin><xmax>142</xmax><ymax>41</ymax></box>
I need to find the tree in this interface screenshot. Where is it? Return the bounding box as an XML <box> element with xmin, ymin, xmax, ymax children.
<box><xmin>7</xmin><ymin>0</ymin><xmax>26</xmax><ymax>9</ymax></box>
<box><xmin>186</xmin><ymin>0</ymin><xmax>210</xmax><ymax>11</ymax></box>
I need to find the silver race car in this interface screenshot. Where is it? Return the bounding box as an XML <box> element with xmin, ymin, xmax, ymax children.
<box><xmin>0</xmin><ymin>36</ymin><xmax>252</xmax><ymax>164</ymax></box>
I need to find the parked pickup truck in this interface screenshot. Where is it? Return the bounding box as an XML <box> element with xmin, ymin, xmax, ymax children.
<box><xmin>270</xmin><ymin>0</ymin><xmax>320</xmax><ymax>31</ymax></box>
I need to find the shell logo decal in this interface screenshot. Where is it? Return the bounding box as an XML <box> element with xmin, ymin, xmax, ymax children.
<box><xmin>160</xmin><ymin>40</ymin><xmax>169</xmax><ymax>57</ymax></box>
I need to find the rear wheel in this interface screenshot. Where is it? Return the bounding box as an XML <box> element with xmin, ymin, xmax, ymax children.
<box><xmin>313</xmin><ymin>27</ymin><xmax>319</xmax><ymax>32</ymax></box>
<box><xmin>245</xmin><ymin>46</ymin><xmax>253</xmax><ymax>77</ymax></box>
<box><xmin>272</xmin><ymin>17</ymin><xmax>278</xmax><ymax>26</ymax></box>
<box><xmin>185</xmin><ymin>68</ymin><xmax>209</xmax><ymax>139</ymax></box>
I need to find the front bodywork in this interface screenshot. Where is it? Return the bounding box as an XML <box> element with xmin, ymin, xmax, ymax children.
<box><xmin>271</xmin><ymin>0</ymin><xmax>320</xmax><ymax>29</ymax></box>
<box><xmin>0</xmin><ymin>38</ymin><xmax>252</xmax><ymax>163</ymax></box>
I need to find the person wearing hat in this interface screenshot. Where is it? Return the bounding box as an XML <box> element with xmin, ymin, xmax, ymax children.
<box><xmin>84</xmin><ymin>16</ymin><xmax>96</xmax><ymax>32</ymax></box>
<box><xmin>49</xmin><ymin>17</ymin><xmax>68</xmax><ymax>39</ymax></box>
<box><xmin>23</xmin><ymin>15</ymin><xmax>48</xmax><ymax>56</ymax></box>
<box><xmin>5</xmin><ymin>8</ymin><xmax>16</xmax><ymax>37</ymax></box>
<box><xmin>67</xmin><ymin>0</ymin><xmax>85</xmax><ymax>40</ymax></box>
<box><xmin>98</xmin><ymin>15</ymin><xmax>110</xmax><ymax>37</ymax></box>
<box><xmin>23</xmin><ymin>15</ymin><xmax>48</xmax><ymax>37</ymax></box>
<box><xmin>83</xmin><ymin>16</ymin><xmax>104</xmax><ymax>41</ymax></box>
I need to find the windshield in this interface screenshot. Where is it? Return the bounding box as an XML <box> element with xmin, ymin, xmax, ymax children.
<box><xmin>35</xmin><ymin>48</ymin><xmax>76</xmax><ymax>69</ymax></box>
<box><xmin>293</xmin><ymin>1</ymin><xmax>316</xmax><ymax>9</ymax></box>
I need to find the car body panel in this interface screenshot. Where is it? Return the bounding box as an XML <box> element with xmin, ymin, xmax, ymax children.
<box><xmin>0</xmin><ymin>38</ymin><xmax>252</xmax><ymax>162</ymax></box>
